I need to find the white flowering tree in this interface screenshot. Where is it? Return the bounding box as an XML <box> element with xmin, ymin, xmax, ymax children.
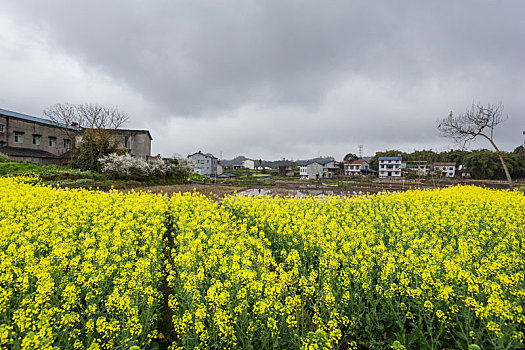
<box><xmin>99</xmin><ymin>153</ymin><xmax>194</xmax><ymax>180</ymax></box>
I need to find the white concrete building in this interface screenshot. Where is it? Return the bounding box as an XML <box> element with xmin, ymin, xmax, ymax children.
<box><xmin>433</xmin><ymin>162</ymin><xmax>456</xmax><ymax>177</ymax></box>
<box><xmin>187</xmin><ymin>150</ymin><xmax>218</xmax><ymax>176</ymax></box>
<box><xmin>344</xmin><ymin>159</ymin><xmax>369</xmax><ymax>176</ymax></box>
<box><xmin>378</xmin><ymin>156</ymin><xmax>402</xmax><ymax>178</ymax></box>
<box><xmin>242</xmin><ymin>159</ymin><xmax>255</xmax><ymax>170</ymax></box>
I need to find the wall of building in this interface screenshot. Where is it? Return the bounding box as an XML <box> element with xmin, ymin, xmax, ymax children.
<box><xmin>1</xmin><ymin>115</ymin><xmax>72</xmax><ymax>156</ymax></box>
<box><xmin>0</xmin><ymin>115</ymin><xmax>7</xmax><ymax>145</ymax></box>
<box><xmin>111</xmin><ymin>130</ymin><xmax>152</xmax><ymax>159</ymax></box>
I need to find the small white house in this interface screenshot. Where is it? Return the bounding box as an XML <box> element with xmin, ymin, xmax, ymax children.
<box><xmin>187</xmin><ymin>150</ymin><xmax>218</xmax><ymax>176</ymax></box>
<box><xmin>344</xmin><ymin>159</ymin><xmax>369</xmax><ymax>176</ymax></box>
<box><xmin>433</xmin><ymin>162</ymin><xmax>456</xmax><ymax>177</ymax></box>
<box><xmin>242</xmin><ymin>159</ymin><xmax>255</xmax><ymax>170</ymax></box>
<box><xmin>378</xmin><ymin>156</ymin><xmax>402</xmax><ymax>178</ymax></box>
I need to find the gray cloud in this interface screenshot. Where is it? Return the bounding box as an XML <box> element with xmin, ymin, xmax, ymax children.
<box><xmin>1</xmin><ymin>1</ymin><xmax>524</xmax><ymax>159</ymax></box>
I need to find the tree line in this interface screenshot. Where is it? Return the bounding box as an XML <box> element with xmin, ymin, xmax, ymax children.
<box><xmin>368</xmin><ymin>147</ymin><xmax>525</xmax><ymax>180</ymax></box>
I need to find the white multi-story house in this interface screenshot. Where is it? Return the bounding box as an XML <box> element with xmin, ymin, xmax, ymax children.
<box><xmin>344</xmin><ymin>159</ymin><xmax>369</xmax><ymax>176</ymax></box>
<box><xmin>433</xmin><ymin>162</ymin><xmax>456</xmax><ymax>177</ymax></box>
<box><xmin>378</xmin><ymin>156</ymin><xmax>402</xmax><ymax>178</ymax></box>
<box><xmin>242</xmin><ymin>159</ymin><xmax>255</xmax><ymax>170</ymax></box>
<box><xmin>187</xmin><ymin>150</ymin><xmax>218</xmax><ymax>176</ymax></box>
<box><xmin>299</xmin><ymin>160</ymin><xmax>336</xmax><ymax>180</ymax></box>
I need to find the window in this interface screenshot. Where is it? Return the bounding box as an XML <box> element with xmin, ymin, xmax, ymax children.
<box><xmin>33</xmin><ymin>134</ymin><xmax>41</xmax><ymax>145</ymax></box>
<box><xmin>0</xmin><ymin>124</ymin><xmax>4</xmax><ymax>133</ymax></box>
<box><xmin>14</xmin><ymin>132</ymin><xmax>23</xmax><ymax>143</ymax></box>
<box><xmin>49</xmin><ymin>137</ymin><xmax>56</xmax><ymax>147</ymax></box>
<box><xmin>64</xmin><ymin>139</ymin><xmax>71</xmax><ymax>150</ymax></box>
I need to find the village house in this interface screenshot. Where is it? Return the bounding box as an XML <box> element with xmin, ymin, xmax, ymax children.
<box><xmin>401</xmin><ymin>160</ymin><xmax>431</xmax><ymax>176</ymax></box>
<box><xmin>299</xmin><ymin>159</ymin><xmax>336</xmax><ymax>180</ymax></box>
<box><xmin>242</xmin><ymin>159</ymin><xmax>255</xmax><ymax>170</ymax></box>
<box><xmin>0</xmin><ymin>108</ymin><xmax>152</xmax><ymax>164</ymax></box>
<box><xmin>433</xmin><ymin>162</ymin><xmax>456</xmax><ymax>177</ymax></box>
<box><xmin>187</xmin><ymin>150</ymin><xmax>218</xmax><ymax>176</ymax></box>
<box><xmin>344</xmin><ymin>159</ymin><xmax>369</xmax><ymax>176</ymax></box>
<box><xmin>278</xmin><ymin>165</ymin><xmax>295</xmax><ymax>177</ymax></box>
<box><xmin>378</xmin><ymin>156</ymin><xmax>402</xmax><ymax>178</ymax></box>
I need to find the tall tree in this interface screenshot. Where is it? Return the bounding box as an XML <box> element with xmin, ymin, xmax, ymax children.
<box><xmin>438</xmin><ymin>102</ymin><xmax>513</xmax><ymax>189</ymax></box>
<box><xmin>43</xmin><ymin>103</ymin><xmax>129</xmax><ymax>170</ymax></box>
<box><xmin>343</xmin><ymin>153</ymin><xmax>359</xmax><ymax>161</ymax></box>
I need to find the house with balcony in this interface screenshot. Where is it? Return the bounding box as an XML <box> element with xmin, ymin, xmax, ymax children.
<box><xmin>344</xmin><ymin>159</ymin><xmax>369</xmax><ymax>176</ymax></box>
<box><xmin>378</xmin><ymin>156</ymin><xmax>402</xmax><ymax>178</ymax></box>
<box><xmin>432</xmin><ymin>162</ymin><xmax>456</xmax><ymax>177</ymax></box>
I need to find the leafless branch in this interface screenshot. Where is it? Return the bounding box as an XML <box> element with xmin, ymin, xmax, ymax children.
<box><xmin>437</xmin><ymin>101</ymin><xmax>512</xmax><ymax>188</ymax></box>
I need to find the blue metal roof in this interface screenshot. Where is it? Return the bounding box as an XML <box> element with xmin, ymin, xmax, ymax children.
<box><xmin>0</xmin><ymin>108</ymin><xmax>82</xmax><ymax>131</ymax></box>
<box><xmin>298</xmin><ymin>159</ymin><xmax>334</xmax><ymax>166</ymax></box>
<box><xmin>378</xmin><ymin>156</ymin><xmax>402</xmax><ymax>161</ymax></box>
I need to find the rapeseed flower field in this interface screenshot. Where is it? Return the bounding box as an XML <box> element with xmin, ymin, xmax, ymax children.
<box><xmin>0</xmin><ymin>177</ymin><xmax>167</xmax><ymax>349</ymax></box>
<box><xmin>1</xmin><ymin>177</ymin><xmax>524</xmax><ymax>349</ymax></box>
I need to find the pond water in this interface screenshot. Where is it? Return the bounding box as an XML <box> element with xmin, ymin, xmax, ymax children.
<box><xmin>237</xmin><ymin>188</ymin><xmax>368</xmax><ymax>197</ymax></box>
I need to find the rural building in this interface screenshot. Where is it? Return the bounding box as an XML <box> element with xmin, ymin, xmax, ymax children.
<box><xmin>344</xmin><ymin>159</ymin><xmax>369</xmax><ymax>176</ymax></box>
<box><xmin>401</xmin><ymin>160</ymin><xmax>431</xmax><ymax>176</ymax></box>
<box><xmin>112</xmin><ymin>129</ymin><xmax>152</xmax><ymax>159</ymax></box>
<box><xmin>187</xmin><ymin>150</ymin><xmax>218</xmax><ymax>175</ymax></box>
<box><xmin>242</xmin><ymin>159</ymin><xmax>255</xmax><ymax>170</ymax></box>
<box><xmin>433</xmin><ymin>162</ymin><xmax>456</xmax><ymax>177</ymax></box>
<box><xmin>378</xmin><ymin>156</ymin><xmax>402</xmax><ymax>178</ymax></box>
<box><xmin>217</xmin><ymin>172</ymin><xmax>236</xmax><ymax>178</ymax></box>
<box><xmin>299</xmin><ymin>160</ymin><xmax>336</xmax><ymax>180</ymax></box>
<box><xmin>278</xmin><ymin>165</ymin><xmax>295</xmax><ymax>177</ymax></box>
<box><xmin>0</xmin><ymin>108</ymin><xmax>80</xmax><ymax>164</ymax></box>
<box><xmin>0</xmin><ymin>108</ymin><xmax>152</xmax><ymax>164</ymax></box>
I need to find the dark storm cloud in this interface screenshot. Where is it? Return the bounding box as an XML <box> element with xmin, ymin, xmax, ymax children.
<box><xmin>1</xmin><ymin>1</ymin><xmax>524</xmax><ymax>158</ymax></box>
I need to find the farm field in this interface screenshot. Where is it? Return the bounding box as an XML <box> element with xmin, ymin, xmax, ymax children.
<box><xmin>1</xmin><ymin>177</ymin><xmax>524</xmax><ymax>349</ymax></box>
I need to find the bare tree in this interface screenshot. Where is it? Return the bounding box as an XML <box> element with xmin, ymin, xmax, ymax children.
<box><xmin>438</xmin><ymin>102</ymin><xmax>513</xmax><ymax>189</ymax></box>
<box><xmin>76</xmin><ymin>104</ymin><xmax>129</xmax><ymax>129</ymax></box>
<box><xmin>43</xmin><ymin>103</ymin><xmax>83</xmax><ymax>161</ymax></box>
<box><xmin>43</xmin><ymin>103</ymin><xmax>129</xmax><ymax>169</ymax></box>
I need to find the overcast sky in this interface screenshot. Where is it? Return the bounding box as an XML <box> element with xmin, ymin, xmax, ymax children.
<box><xmin>1</xmin><ymin>1</ymin><xmax>524</xmax><ymax>160</ymax></box>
